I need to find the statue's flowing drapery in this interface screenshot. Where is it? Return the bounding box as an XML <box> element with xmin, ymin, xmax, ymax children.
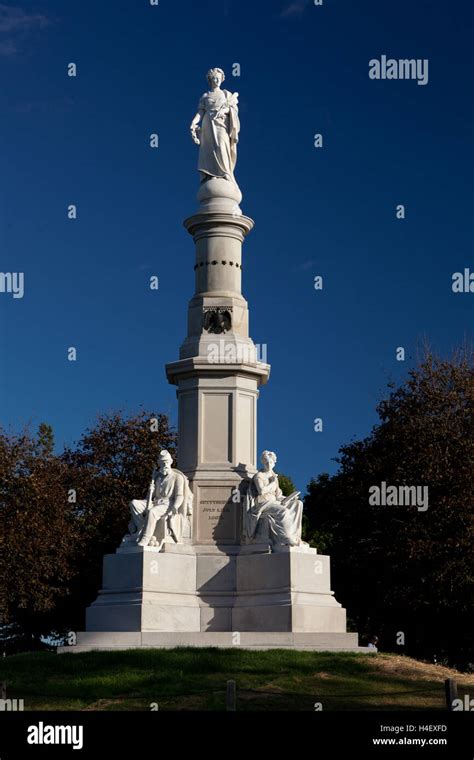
<box><xmin>244</xmin><ymin>471</ymin><xmax>303</xmax><ymax>548</ymax></box>
<box><xmin>197</xmin><ymin>89</ymin><xmax>240</xmax><ymax>182</ymax></box>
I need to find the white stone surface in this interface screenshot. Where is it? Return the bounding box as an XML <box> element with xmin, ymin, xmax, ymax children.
<box><xmin>122</xmin><ymin>450</ymin><xmax>193</xmax><ymax>550</ymax></box>
<box><xmin>244</xmin><ymin>451</ymin><xmax>305</xmax><ymax>551</ymax></box>
<box><xmin>84</xmin><ymin>545</ymin><xmax>351</xmax><ymax>639</ymax></box>
<box><xmin>59</xmin><ymin>631</ymin><xmax>371</xmax><ymax>653</ymax></box>
<box><xmin>197</xmin><ymin>177</ymin><xmax>242</xmax><ymax>214</ymax></box>
<box><xmin>190</xmin><ymin>68</ymin><xmax>240</xmax><ymax>192</ymax></box>
<box><xmin>86</xmin><ymin>549</ymin><xmax>200</xmax><ymax>632</ymax></box>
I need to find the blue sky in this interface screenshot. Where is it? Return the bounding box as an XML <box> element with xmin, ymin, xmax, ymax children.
<box><xmin>0</xmin><ymin>0</ymin><xmax>472</xmax><ymax>490</ymax></box>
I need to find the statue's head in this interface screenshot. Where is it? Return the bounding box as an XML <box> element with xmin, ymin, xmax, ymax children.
<box><xmin>207</xmin><ymin>67</ymin><xmax>225</xmax><ymax>88</ymax></box>
<box><xmin>261</xmin><ymin>450</ymin><xmax>277</xmax><ymax>469</ymax></box>
<box><xmin>158</xmin><ymin>449</ymin><xmax>173</xmax><ymax>474</ymax></box>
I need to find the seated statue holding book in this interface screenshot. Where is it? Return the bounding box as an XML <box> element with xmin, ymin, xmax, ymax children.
<box><xmin>244</xmin><ymin>450</ymin><xmax>306</xmax><ymax>552</ymax></box>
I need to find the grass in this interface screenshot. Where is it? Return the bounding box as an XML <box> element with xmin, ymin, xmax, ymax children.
<box><xmin>0</xmin><ymin>649</ymin><xmax>472</xmax><ymax>711</ymax></box>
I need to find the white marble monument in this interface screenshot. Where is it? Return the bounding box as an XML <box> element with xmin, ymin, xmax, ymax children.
<box><xmin>65</xmin><ymin>69</ymin><xmax>368</xmax><ymax>653</ymax></box>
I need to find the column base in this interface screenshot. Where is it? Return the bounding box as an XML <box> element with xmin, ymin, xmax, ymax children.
<box><xmin>78</xmin><ymin>544</ymin><xmax>362</xmax><ymax>651</ymax></box>
<box><xmin>59</xmin><ymin>631</ymin><xmax>371</xmax><ymax>653</ymax></box>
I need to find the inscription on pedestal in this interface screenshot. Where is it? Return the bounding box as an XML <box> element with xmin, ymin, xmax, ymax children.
<box><xmin>196</xmin><ymin>485</ymin><xmax>239</xmax><ymax>544</ymax></box>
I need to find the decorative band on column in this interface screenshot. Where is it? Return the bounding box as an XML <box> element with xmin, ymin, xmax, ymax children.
<box><xmin>194</xmin><ymin>261</ymin><xmax>242</xmax><ymax>270</ymax></box>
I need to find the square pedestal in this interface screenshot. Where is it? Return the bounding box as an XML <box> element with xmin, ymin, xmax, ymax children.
<box><xmin>85</xmin><ymin>544</ymin><xmax>347</xmax><ymax>636</ymax></box>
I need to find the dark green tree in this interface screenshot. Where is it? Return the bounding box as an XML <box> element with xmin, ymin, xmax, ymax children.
<box><xmin>277</xmin><ymin>473</ymin><xmax>296</xmax><ymax>497</ymax></box>
<box><xmin>303</xmin><ymin>348</ymin><xmax>473</xmax><ymax>668</ymax></box>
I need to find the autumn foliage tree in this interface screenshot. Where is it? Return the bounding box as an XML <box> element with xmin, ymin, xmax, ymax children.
<box><xmin>303</xmin><ymin>348</ymin><xmax>473</xmax><ymax>668</ymax></box>
<box><xmin>0</xmin><ymin>427</ymin><xmax>76</xmax><ymax>651</ymax></box>
<box><xmin>0</xmin><ymin>411</ymin><xmax>176</xmax><ymax>652</ymax></box>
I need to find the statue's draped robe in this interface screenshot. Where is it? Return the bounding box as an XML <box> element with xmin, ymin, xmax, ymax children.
<box><xmin>197</xmin><ymin>89</ymin><xmax>239</xmax><ymax>182</ymax></box>
<box><xmin>244</xmin><ymin>472</ymin><xmax>303</xmax><ymax>548</ymax></box>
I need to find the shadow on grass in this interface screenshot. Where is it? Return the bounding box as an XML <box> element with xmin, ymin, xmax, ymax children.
<box><xmin>0</xmin><ymin>649</ymin><xmax>459</xmax><ymax>711</ymax></box>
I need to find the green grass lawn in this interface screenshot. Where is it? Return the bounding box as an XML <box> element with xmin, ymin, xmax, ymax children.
<box><xmin>1</xmin><ymin>649</ymin><xmax>472</xmax><ymax>711</ymax></box>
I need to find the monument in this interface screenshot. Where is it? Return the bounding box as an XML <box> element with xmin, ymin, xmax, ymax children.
<box><xmin>65</xmin><ymin>69</ymin><xmax>367</xmax><ymax>652</ymax></box>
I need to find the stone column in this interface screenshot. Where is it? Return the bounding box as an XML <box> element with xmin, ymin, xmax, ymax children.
<box><xmin>166</xmin><ymin>179</ymin><xmax>270</xmax><ymax>546</ymax></box>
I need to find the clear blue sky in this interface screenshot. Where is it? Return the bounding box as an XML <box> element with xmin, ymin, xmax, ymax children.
<box><xmin>0</xmin><ymin>0</ymin><xmax>472</xmax><ymax>490</ymax></box>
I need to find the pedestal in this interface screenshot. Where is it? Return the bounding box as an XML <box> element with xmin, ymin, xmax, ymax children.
<box><xmin>65</xmin><ymin>544</ymin><xmax>367</xmax><ymax>652</ymax></box>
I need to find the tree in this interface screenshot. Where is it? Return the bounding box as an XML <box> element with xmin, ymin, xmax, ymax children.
<box><xmin>303</xmin><ymin>348</ymin><xmax>473</xmax><ymax>668</ymax></box>
<box><xmin>0</xmin><ymin>425</ymin><xmax>77</xmax><ymax>652</ymax></box>
<box><xmin>0</xmin><ymin>411</ymin><xmax>176</xmax><ymax>652</ymax></box>
<box><xmin>36</xmin><ymin>423</ymin><xmax>54</xmax><ymax>457</ymax></box>
<box><xmin>277</xmin><ymin>473</ymin><xmax>296</xmax><ymax>497</ymax></box>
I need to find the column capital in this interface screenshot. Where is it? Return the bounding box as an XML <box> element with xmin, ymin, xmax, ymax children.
<box><xmin>184</xmin><ymin>212</ymin><xmax>254</xmax><ymax>242</ymax></box>
<box><xmin>165</xmin><ymin>356</ymin><xmax>270</xmax><ymax>387</ymax></box>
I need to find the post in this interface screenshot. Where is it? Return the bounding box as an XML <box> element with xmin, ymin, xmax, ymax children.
<box><xmin>445</xmin><ymin>678</ymin><xmax>458</xmax><ymax>710</ymax></box>
<box><xmin>226</xmin><ymin>679</ymin><xmax>236</xmax><ymax>711</ymax></box>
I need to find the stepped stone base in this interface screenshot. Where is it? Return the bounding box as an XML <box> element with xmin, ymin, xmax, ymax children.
<box><xmin>58</xmin><ymin>543</ymin><xmax>369</xmax><ymax>653</ymax></box>
<box><xmin>59</xmin><ymin>631</ymin><xmax>371</xmax><ymax>653</ymax></box>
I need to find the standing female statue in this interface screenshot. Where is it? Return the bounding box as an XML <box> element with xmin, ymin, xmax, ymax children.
<box><xmin>190</xmin><ymin>68</ymin><xmax>240</xmax><ymax>185</ymax></box>
<box><xmin>244</xmin><ymin>451</ymin><xmax>306</xmax><ymax>552</ymax></box>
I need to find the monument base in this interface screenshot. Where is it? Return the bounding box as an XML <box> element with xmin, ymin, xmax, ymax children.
<box><xmin>59</xmin><ymin>543</ymin><xmax>369</xmax><ymax>653</ymax></box>
<box><xmin>59</xmin><ymin>631</ymin><xmax>371</xmax><ymax>653</ymax></box>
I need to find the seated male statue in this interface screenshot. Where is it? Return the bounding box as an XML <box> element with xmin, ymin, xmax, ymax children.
<box><xmin>122</xmin><ymin>449</ymin><xmax>193</xmax><ymax>549</ymax></box>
